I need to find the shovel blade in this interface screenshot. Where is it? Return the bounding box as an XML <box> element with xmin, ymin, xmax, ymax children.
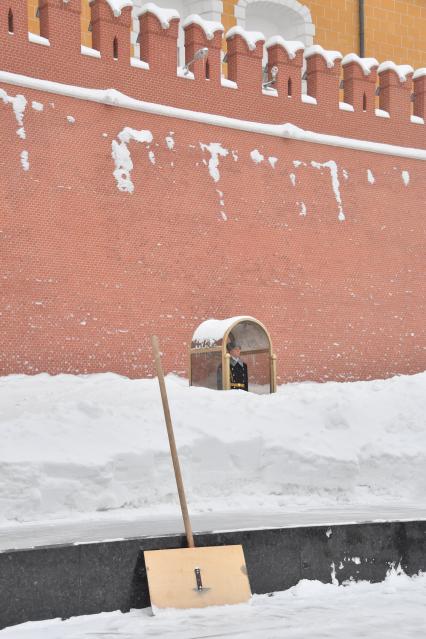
<box><xmin>145</xmin><ymin>545</ymin><xmax>252</xmax><ymax>611</ymax></box>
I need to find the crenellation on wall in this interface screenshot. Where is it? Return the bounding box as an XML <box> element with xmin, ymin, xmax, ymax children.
<box><xmin>183</xmin><ymin>22</ymin><xmax>222</xmax><ymax>83</ymax></box>
<box><xmin>413</xmin><ymin>72</ymin><xmax>426</xmax><ymax>121</ymax></box>
<box><xmin>0</xmin><ymin>6</ymin><xmax>426</xmax><ymax>148</ymax></box>
<box><xmin>91</xmin><ymin>0</ymin><xmax>132</xmax><ymax>62</ymax></box>
<box><xmin>342</xmin><ymin>57</ymin><xmax>378</xmax><ymax>114</ymax></box>
<box><xmin>305</xmin><ymin>51</ymin><xmax>341</xmax><ymax>108</ymax></box>
<box><xmin>39</xmin><ymin>0</ymin><xmax>81</xmax><ymax>51</ymax></box>
<box><xmin>138</xmin><ymin>10</ymin><xmax>179</xmax><ymax>76</ymax></box>
<box><xmin>226</xmin><ymin>29</ymin><xmax>265</xmax><ymax>92</ymax></box>
<box><xmin>378</xmin><ymin>65</ymin><xmax>414</xmax><ymax>121</ymax></box>
<box><xmin>266</xmin><ymin>40</ymin><xmax>304</xmax><ymax>100</ymax></box>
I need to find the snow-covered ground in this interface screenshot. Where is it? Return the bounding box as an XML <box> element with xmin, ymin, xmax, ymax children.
<box><xmin>2</xmin><ymin>567</ymin><xmax>425</xmax><ymax>638</ymax></box>
<box><xmin>1</xmin><ymin>371</ymin><xmax>425</xmax><ymax>535</ymax></box>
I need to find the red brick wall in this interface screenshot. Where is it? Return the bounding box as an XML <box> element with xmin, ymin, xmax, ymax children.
<box><xmin>0</xmin><ymin>0</ymin><xmax>425</xmax><ymax>382</ymax></box>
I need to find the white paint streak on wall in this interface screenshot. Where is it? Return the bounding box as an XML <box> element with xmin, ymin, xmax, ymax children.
<box><xmin>111</xmin><ymin>127</ymin><xmax>153</xmax><ymax>193</ymax></box>
<box><xmin>199</xmin><ymin>142</ymin><xmax>229</xmax><ymax>182</ymax></box>
<box><xmin>148</xmin><ymin>150</ymin><xmax>156</xmax><ymax>165</ymax></box>
<box><xmin>269</xmin><ymin>156</ymin><xmax>278</xmax><ymax>168</ymax></box>
<box><xmin>367</xmin><ymin>169</ymin><xmax>375</xmax><ymax>184</ymax></box>
<box><xmin>311</xmin><ymin>160</ymin><xmax>346</xmax><ymax>221</ymax></box>
<box><xmin>402</xmin><ymin>170</ymin><xmax>410</xmax><ymax>186</ymax></box>
<box><xmin>290</xmin><ymin>173</ymin><xmax>297</xmax><ymax>186</ymax></box>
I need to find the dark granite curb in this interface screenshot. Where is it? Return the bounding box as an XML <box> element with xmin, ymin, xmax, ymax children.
<box><xmin>1</xmin><ymin>520</ymin><xmax>425</xmax><ymax>629</ymax></box>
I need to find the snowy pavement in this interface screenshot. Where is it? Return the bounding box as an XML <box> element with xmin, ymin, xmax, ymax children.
<box><xmin>1</xmin><ymin>505</ymin><xmax>426</xmax><ymax>552</ymax></box>
<box><xmin>1</xmin><ymin>569</ymin><xmax>425</xmax><ymax>638</ymax></box>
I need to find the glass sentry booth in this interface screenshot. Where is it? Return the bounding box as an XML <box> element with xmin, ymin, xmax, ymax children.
<box><xmin>190</xmin><ymin>316</ymin><xmax>277</xmax><ymax>394</ymax></box>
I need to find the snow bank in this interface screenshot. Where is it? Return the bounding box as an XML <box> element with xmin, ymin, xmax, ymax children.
<box><xmin>1</xmin><ymin>372</ymin><xmax>425</xmax><ymax>524</ymax></box>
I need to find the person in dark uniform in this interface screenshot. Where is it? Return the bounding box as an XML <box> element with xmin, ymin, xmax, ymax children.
<box><xmin>217</xmin><ymin>341</ymin><xmax>249</xmax><ymax>391</ymax></box>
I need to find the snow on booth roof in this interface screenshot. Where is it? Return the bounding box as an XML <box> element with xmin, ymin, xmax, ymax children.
<box><xmin>90</xmin><ymin>0</ymin><xmax>133</xmax><ymax>17</ymax></box>
<box><xmin>192</xmin><ymin>316</ymin><xmax>259</xmax><ymax>347</ymax></box>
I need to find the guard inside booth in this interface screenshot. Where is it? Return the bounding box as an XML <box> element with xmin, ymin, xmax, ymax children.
<box><xmin>189</xmin><ymin>316</ymin><xmax>277</xmax><ymax>394</ymax></box>
<box><xmin>216</xmin><ymin>336</ymin><xmax>248</xmax><ymax>391</ymax></box>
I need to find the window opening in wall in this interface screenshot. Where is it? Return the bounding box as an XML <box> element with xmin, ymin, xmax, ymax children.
<box><xmin>205</xmin><ymin>59</ymin><xmax>210</xmax><ymax>79</ymax></box>
<box><xmin>113</xmin><ymin>36</ymin><xmax>118</xmax><ymax>60</ymax></box>
<box><xmin>288</xmin><ymin>77</ymin><xmax>292</xmax><ymax>96</ymax></box>
<box><xmin>363</xmin><ymin>92</ymin><xmax>367</xmax><ymax>111</ymax></box>
<box><xmin>8</xmin><ymin>8</ymin><xmax>14</xmax><ymax>33</ymax></box>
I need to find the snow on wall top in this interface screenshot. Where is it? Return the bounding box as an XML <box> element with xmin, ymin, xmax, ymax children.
<box><xmin>265</xmin><ymin>36</ymin><xmax>305</xmax><ymax>59</ymax></box>
<box><xmin>182</xmin><ymin>15</ymin><xmax>224</xmax><ymax>40</ymax></box>
<box><xmin>304</xmin><ymin>45</ymin><xmax>343</xmax><ymax>68</ymax></box>
<box><xmin>1</xmin><ymin>71</ymin><xmax>425</xmax><ymax>160</ymax></box>
<box><xmin>413</xmin><ymin>68</ymin><xmax>426</xmax><ymax>80</ymax></box>
<box><xmin>377</xmin><ymin>61</ymin><xmax>414</xmax><ymax>82</ymax></box>
<box><xmin>192</xmin><ymin>316</ymin><xmax>258</xmax><ymax>346</ymax></box>
<box><xmin>89</xmin><ymin>0</ymin><xmax>133</xmax><ymax>17</ymax></box>
<box><xmin>342</xmin><ymin>53</ymin><xmax>379</xmax><ymax>76</ymax></box>
<box><xmin>136</xmin><ymin>2</ymin><xmax>180</xmax><ymax>27</ymax></box>
<box><xmin>226</xmin><ymin>26</ymin><xmax>265</xmax><ymax>51</ymax></box>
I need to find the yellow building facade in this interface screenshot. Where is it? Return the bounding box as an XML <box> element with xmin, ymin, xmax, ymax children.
<box><xmin>27</xmin><ymin>0</ymin><xmax>426</xmax><ymax>67</ymax></box>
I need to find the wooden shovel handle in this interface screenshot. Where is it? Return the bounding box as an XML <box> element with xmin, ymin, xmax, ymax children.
<box><xmin>151</xmin><ymin>335</ymin><xmax>195</xmax><ymax>549</ymax></box>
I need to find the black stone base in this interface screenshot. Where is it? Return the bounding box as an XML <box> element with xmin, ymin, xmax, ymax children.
<box><xmin>1</xmin><ymin>520</ymin><xmax>426</xmax><ymax>630</ymax></box>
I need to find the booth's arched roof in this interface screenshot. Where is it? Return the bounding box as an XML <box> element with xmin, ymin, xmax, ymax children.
<box><xmin>192</xmin><ymin>316</ymin><xmax>266</xmax><ymax>348</ymax></box>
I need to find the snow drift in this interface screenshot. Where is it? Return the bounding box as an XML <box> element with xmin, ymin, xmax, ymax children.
<box><xmin>0</xmin><ymin>372</ymin><xmax>425</xmax><ymax>523</ymax></box>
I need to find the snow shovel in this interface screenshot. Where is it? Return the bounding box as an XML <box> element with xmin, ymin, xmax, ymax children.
<box><xmin>144</xmin><ymin>335</ymin><xmax>252</xmax><ymax>612</ymax></box>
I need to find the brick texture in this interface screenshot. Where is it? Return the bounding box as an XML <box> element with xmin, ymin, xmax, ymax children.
<box><xmin>0</xmin><ymin>1</ymin><xmax>425</xmax><ymax>382</ymax></box>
